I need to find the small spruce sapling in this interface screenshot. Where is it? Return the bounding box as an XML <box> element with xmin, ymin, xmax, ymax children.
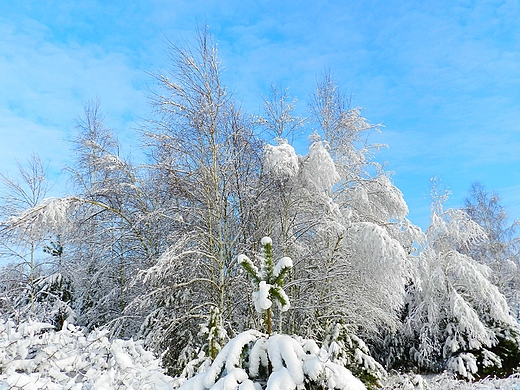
<box><xmin>238</xmin><ymin>237</ymin><xmax>292</xmax><ymax>335</ymax></box>
<box><xmin>199</xmin><ymin>306</ymin><xmax>228</xmax><ymax>360</ymax></box>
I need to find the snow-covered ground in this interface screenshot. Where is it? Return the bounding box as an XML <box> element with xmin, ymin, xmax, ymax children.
<box><xmin>2</xmin><ymin>318</ymin><xmax>520</xmax><ymax>389</ymax></box>
<box><xmin>0</xmin><ymin>319</ymin><xmax>174</xmax><ymax>389</ymax></box>
<box><xmin>382</xmin><ymin>372</ymin><xmax>520</xmax><ymax>390</ymax></box>
<box><xmin>425</xmin><ymin>375</ymin><xmax>520</xmax><ymax>390</ymax></box>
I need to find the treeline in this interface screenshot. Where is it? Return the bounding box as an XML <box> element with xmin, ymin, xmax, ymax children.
<box><xmin>1</xmin><ymin>29</ymin><xmax>520</xmax><ymax>387</ymax></box>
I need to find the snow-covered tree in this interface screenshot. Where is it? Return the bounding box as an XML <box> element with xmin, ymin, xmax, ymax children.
<box><xmin>6</xmin><ymin>25</ymin><xmax>520</xmax><ymax>387</ymax></box>
<box><xmin>398</xmin><ymin>183</ymin><xmax>520</xmax><ymax>379</ymax></box>
<box><xmin>256</xmin><ymin>74</ymin><xmax>419</xmax><ymax>344</ymax></box>
<box><xmin>64</xmin><ymin>99</ymin><xmax>169</xmax><ymax>338</ymax></box>
<box><xmin>127</xmin><ymin>236</ymin><xmax>230</xmax><ymax>375</ymax></box>
<box><xmin>462</xmin><ymin>182</ymin><xmax>520</xmax><ymax>318</ymax></box>
<box><xmin>322</xmin><ymin>322</ymin><xmax>386</xmax><ymax>390</ymax></box>
<box><xmin>138</xmin><ymin>27</ymin><xmax>264</xmax><ymax>371</ymax></box>
<box><xmin>0</xmin><ymin>155</ymin><xmax>72</xmax><ymax>325</ymax></box>
<box><xmin>256</xmin><ymin>84</ymin><xmax>306</xmax><ymax>143</ymax></box>
<box><xmin>175</xmin><ymin>330</ymin><xmax>366</xmax><ymax>390</ymax></box>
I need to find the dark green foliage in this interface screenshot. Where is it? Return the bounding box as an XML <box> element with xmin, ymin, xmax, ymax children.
<box><xmin>476</xmin><ymin>328</ymin><xmax>520</xmax><ymax>379</ymax></box>
<box><xmin>238</xmin><ymin>237</ymin><xmax>292</xmax><ymax>335</ymax></box>
<box><xmin>200</xmin><ymin>307</ymin><xmax>228</xmax><ymax>360</ymax></box>
<box><xmin>43</xmin><ymin>240</ymin><xmax>63</xmax><ymax>258</ymax></box>
<box><xmin>323</xmin><ymin>322</ymin><xmax>386</xmax><ymax>389</ymax></box>
<box><xmin>34</xmin><ymin>273</ymin><xmax>74</xmax><ymax>330</ymax></box>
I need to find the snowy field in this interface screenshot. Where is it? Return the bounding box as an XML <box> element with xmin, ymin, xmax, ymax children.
<box><xmin>381</xmin><ymin>373</ymin><xmax>520</xmax><ymax>390</ymax></box>
<box><xmin>424</xmin><ymin>375</ymin><xmax>520</xmax><ymax>390</ymax></box>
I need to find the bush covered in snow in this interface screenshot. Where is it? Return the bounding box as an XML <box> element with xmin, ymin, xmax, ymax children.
<box><xmin>322</xmin><ymin>323</ymin><xmax>386</xmax><ymax>389</ymax></box>
<box><xmin>0</xmin><ymin>319</ymin><xmax>174</xmax><ymax>389</ymax></box>
<box><xmin>174</xmin><ymin>330</ymin><xmax>366</xmax><ymax>390</ymax></box>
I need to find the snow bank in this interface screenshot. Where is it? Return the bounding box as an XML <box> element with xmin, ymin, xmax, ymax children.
<box><xmin>381</xmin><ymin>372</ymin><xmax>520</xmax><ymax>390</ymax></box>
<box><xmin>0</xmin><ymin>319</ymin><xmax>174</xmax><ymax>389</ymax></box>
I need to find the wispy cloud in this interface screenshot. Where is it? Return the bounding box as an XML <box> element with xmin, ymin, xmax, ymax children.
<box><xmin>0</xmin><ymin>14</ymin><xmax>148</xmax><ymax>189</ymax></box>
<box><xmin>0</xmin><ymin>0</ymin><xmax>519</xmax><ymax>229</ymax></box>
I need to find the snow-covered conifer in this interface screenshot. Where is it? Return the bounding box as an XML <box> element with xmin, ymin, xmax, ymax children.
<box><xmin>174</xmin><ymin>236</ymin><xmax>366</xmax><ymax>390</ymax></box>
<box><xmin>323</xmin><ymin>322</ymin><xmax>386</xmax><ymax>390</ymax></box>
<box><xmin>239</xmin><ymin>237</ymin><xmax>292</xmax><ymax>335</ymax></box>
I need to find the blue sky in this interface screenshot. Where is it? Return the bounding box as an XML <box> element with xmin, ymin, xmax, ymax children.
<box><xmin>1</xmin><ymin>0</ymin><xmax>519</xmax><ymax>230</ymax></box>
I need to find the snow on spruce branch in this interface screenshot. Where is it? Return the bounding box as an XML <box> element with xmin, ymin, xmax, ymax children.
<box><xmin>175</xmin><ymin>330</ymin><xmax>366</xmax><ymax>390</ymax></box>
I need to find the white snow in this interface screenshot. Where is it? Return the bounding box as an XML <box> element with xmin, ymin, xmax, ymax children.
<box><xmin>323</xmin><ymin>361</ymin><xmax>366</xmax><ymax>390</ymax></box>
<box><xmin>238</xmin><ymin>379</ymin><xmax>261</xmax><ymax>390</ymax></box>
<box><xmin>237</xmin><ymin>254</ymin><xmax>259</xmax><ymax>276</ymax></box>
<box><xmin>200</xmin><ymin>330</ymin><xmax>261</xmax><ymax>389</ymax></box>
<box><xmin>265</xmin><ymin>367</ymin><xmax>297</xmax><ymax>390</ymax></box>
<box><xmin>252</xmin><ymin>280</ymin><xmax>273</xmax><ymax>312</ymax></box>
<box><xmin>260</xmin><ymin>236</ymin><xmax>272</xmax><ymax>246</ymax></box>
<box><xmin>248</xmin><ymin>338</ymin><xmax>268</xmax><ymax>378</ymax></box>
<box><xmin>267</xmin><ymin>334</ymin><xmax>305</xmax><ymax>385</ymax></box>
<box><xmin>209</xmin><ymin>368</ymin><xmax>248</xmax><ymax>390</ymax></box>
<box><xmin>263</xmin><ymin>141</ymin><xmax>299</xmax><ymax>180</ymax></box>
<box><xmin>273</xmin><ymin>286</ymin><xmax>291</xmax><ymax>312</ymax></box>
<box><xmin>302</xmin><ymin>140</ymin><xmax>340</xmax><ymax>192</ymax></box>
<box><xmin>273</xmin><ymin>256</ymin><xmax>292</xmax><ymax>278</ymax></box>
<box><xmin>0</xmin><ymin>319</ymin><xmax>174</xmax><ymax>389</ymax></box>
<box><xmin>381</xmin><ymin>372</ymin><xmax>520</xmax><ymax>390</ymax></box>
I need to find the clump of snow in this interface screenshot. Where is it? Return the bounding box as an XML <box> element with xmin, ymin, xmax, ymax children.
<box><xmin>252</xmin><ymin>281</ymin><xmax>273</xmax><ymax>312</ymax></box>
<box><xmin>237</xmin><ymin>254</ymin><xmax>259</xmax><ymax>276</ymax></box>
<box><xmin>0</xmin><ymin>319</ymin><xmax>174</xmax><ymax>389</ymax></box>
<box><xmin>301</xmin><ymin>140</ymin><xmax>340</xmax><ymax>192</ymax></box>
<box><xmin>178</xmin><ymin>330</ymin><xmax>261</xmax><ymax>390</ymax></box>
<box><xmin>323</xmin><ymin>362</ymin><xmax>365</xmax><ymax>390</ymax></box>
<box><xmin>446</xmin><ymin>353</ymin><xmax>478</xmax><ymax>381</ymax></box>
<box><xmin>268</xmin><ymin>334</ymin><xmax>305</xmax><ymax>385</ymax></box>
<box><xmin>260</xmin><ymin>236</ymin><xmax>272</xmax><ymax>246</ymax></box>
<box><xmin>273</xmin><ymin>257</ymin><xmax>292</xmax><ymax>278</ymax></box>
<box><xmin>350</xmin><ymin>175</ymin><xmax>409</xmax><ymax>222</ymax></box>
<box><xmin>263</xmin><ymin>141</ymin><xmax>299</xmax><ymax>180</ymax></box>
<box><xmin>248</xmin><ymin>338</ymin><xmax>268</xmax><ymax>378</ymax></box>
<box><xmin>4</xmin><ymin>197</ymin><xmax>75</xmax><ymax>240</ymax></box>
